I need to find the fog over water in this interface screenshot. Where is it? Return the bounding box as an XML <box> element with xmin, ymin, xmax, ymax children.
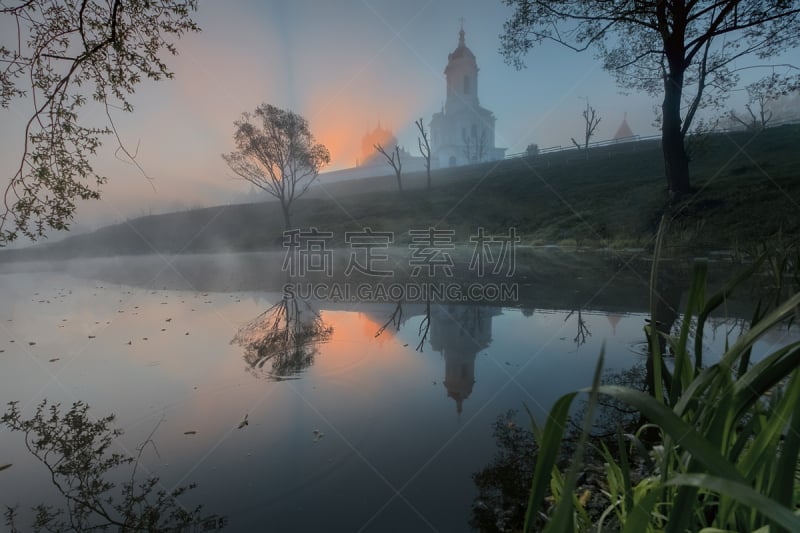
<box><xmin>1</xmin><ymin>251</ymin><xmax>796</xmax><ymax>530</ymax></box>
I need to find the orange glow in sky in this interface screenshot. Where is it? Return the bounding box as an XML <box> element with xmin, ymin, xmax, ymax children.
<box><xmin>306</xmin><ymin>72</ymin><xmax>433</xmax><ymax>170</ymax></box>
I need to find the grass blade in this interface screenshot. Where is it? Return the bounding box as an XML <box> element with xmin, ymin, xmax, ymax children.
<box><xmin>594</xmin><ymin>386</ymin><xmax>746</xmax><ymax>484</ymax></box>
<box><xmin>720</xmin><ymin>292</ymin><xmax>800</xmax><ymax>373</ymax></box>
<box><xmin>620</xmin><ymin>486</ymin><xmax>660</xmax><ymax>533</ymax></box>
<box><xmin>522</xmin><ymin>391</ymin><xmax>578</xmax><ymax>533</ymax></box>
<box><xmin>616</xmin><ymin>423</ymin><xmax>634</xmax><ymax>513</ymax></box>
<box><xmin>769</xmin><ymin>369</ymin><xmax>800</xmax><ymax>533</ymax></box>
<box><xmin>665</xmin><ymin>473</ymin><xmax>800</xmax><ymax>532</ymax></box>
<box><xmin>670</xmin><ymin>261</ymin><xmax>707</xmax><ymax>406</ymax></box>
<box><xmin>695</xmin><ymin>254</ymin><xmax>767</xmax><ymax>372</ymax></box>
<box><xmin>738</xmin><ymin>368</ymin><xmax>800</xmax><ymax>481</ymax></box>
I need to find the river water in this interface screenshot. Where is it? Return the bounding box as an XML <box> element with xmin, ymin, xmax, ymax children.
<box><xmin>0</xmin><ymin>251</ymin><xmax>795</xmax><ymax>531</ymax></box>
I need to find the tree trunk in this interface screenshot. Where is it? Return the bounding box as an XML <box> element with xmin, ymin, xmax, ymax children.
<box><xmin>396</xmin><ymin>172</ymin><xmax>403</xmax><ymax>192</ymax></box>
<box><xmin>426</xmin><ymin>164</ymin><xmax>431</xmax><ymax>190</ymax></box>
<box><xmin>281</xmin><ymin>202</ymin><xmax>291</xmax><ymax>230</ymax></box>
<box><xmin>661</xmin><ymin>60</ymin><xmax>691</xmax><ymax>198</ymax></box>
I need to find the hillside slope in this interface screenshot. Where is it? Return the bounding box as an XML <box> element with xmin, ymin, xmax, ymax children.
<box><xmin>2</xmin><ymin>125</ymin><xmax>798</xmax><ymax>261</ymax></box>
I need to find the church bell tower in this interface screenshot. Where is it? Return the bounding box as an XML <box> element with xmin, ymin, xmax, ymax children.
<box><xmin>444</xmin><ymin>21</ymin><xmax>480</xmax><ymax>115</ymax></box>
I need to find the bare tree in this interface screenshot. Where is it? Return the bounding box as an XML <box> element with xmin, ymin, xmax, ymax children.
<box><xmin>501</xmin><ymin>1</ymin><xmax>800</xmax><ymax>198</ymax></box>
<box><xmin>375</xmin><ymin>143</ymin><xmax>403</xmax><ymax>192</ymax></box>
<box><xmin>571</xmin><ymin>99</ymin><xmax>601</xmax><ymax>150</ymax></box>
<box><xmin>728</xmin><ymin>74</ymin><xmax>794</xmax><ymax>131</ymax></box>
<box><xmin>415</xmin><ymin>118</ymin><xmax>432</xmax><ymax>189</ymax></box>
<box><xmin>222</xmin><ymin>104</ymin><xmax>330</xmax><ymax>230</ymax></box>
<box><xmin>462</xmin><ymin>129</ymin><xmax>488</xmax><ymax>163</ymax></box>
<box><xmin>0</xmin><ymin>1</ymin><xmax>199</xmax><ymax>245</ymax></box>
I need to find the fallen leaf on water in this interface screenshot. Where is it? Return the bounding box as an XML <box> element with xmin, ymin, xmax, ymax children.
<box><xmin>237</xmin><ymin>414</ymin><xmax>249</xmax><ymax>429</ymax></box>
<box><xmin>48</xmin><ymin>358</ymin><xmax>60</xmax><ymax>363</ymax></box>
<box><xmin>88</xmin><ymin>335</ymin><xmax>96</xmax><ymax>339</ymax></box>
<box><xmin>184</xmin><ymin>431</ymin><xmax>197</xmax><ymax>435</ymax></box>
<box><xmin>0</xmin><ymin>464</ymin><xmax>11</xmax><ymax>472</ymax></box>
<box><xmin>28</xmin><ymin>342</ymin><xmax>36</xmax><ymax>346</ymax></box>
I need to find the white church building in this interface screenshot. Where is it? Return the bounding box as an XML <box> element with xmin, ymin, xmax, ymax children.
<box><xmin>430</xmin><ymin>25</ymin><xmax>505</xmax><ymax>167</ymax></box>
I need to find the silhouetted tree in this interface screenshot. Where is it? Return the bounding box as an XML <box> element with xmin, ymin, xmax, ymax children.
<box><xmin>374</xmin><ymin>143</ymin><xmax>403</xmax><ymax>191</ymax></box>
<box><xmin>500</xmin><ymin>1</ymin><xmax>800</xmax><ymax>199</ymax></box>
<box><xmin>222</xmin><ymin>104</ymin><xmax>330</xmax><ymax>229</ymax></box>
<box><xmin>728</xmin><ymin>73</ymin><xmax>795</xmax><ymax>131</ymax></box>
<box><xmin>571</xmin><ymin>99</ymin><xmax>601</xmax><ymax>150</ymax></box>
<box><xmin>415</xmin><ymin>118</ymin><xmax>432</xmax><ymax>189</ymax></box>
<box><xmin>0</xmin><ymin>1</ymin><xmax>199</xmax><ymax>245</ymax></box>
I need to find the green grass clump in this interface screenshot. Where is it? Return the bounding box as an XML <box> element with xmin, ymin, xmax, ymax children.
<box><xmin>522</xmin><ymin>253</ymin><xmax>800</xmax><ymax>532</ymax></box>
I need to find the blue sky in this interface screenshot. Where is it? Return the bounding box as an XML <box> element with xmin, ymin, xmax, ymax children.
<box><xmin>1</xmin><ymin>0</ymin><xmax>787</xmax><ymax>235</ymax></box>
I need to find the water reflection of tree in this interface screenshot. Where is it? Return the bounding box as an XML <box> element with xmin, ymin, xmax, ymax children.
<box><xmin>1</xmin><ymin>400</ymin><xmax>220</xmax><ymax>531</ymax></box>
<box><xmin>232</xmin><ymin>297</ymin><xmax>333</xmax><ymax>379</ymax></box>
<box><xmin>471</xmin><ymin>410</ymin><xmax>537</xmax><ymax>533</ymax></box>
<box><xmin>375</xmin><ymin>300</ymin><xmax>431</xmax><ymax>352</ymax></box>
<box><xmin>471</xmin><ymin>361</ymin><xmax>649</xmax><ymax>532</ymax></box>
<box><xmin>564</xmin><ymin>308</ymin><xmax>591</xmax><ymax>347</ymax></box>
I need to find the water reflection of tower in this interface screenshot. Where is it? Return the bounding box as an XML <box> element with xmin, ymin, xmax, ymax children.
<box><xmin>429</xmin><ymin>305</ymin><xmax>500</xmax><ymax>414</ymax></box>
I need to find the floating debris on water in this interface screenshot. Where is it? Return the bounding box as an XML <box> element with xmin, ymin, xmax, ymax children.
<box><xmin>237</xmin><ymin>414</ymin><xmax>249</xmax><ymax>429</ymax></box>
<box><xmin>184</xmin><ymin>431</ymin><xmax>197</xmax><ymax>435</ymax></box>
<box><xmin>48</xmin><ymin>358</ymin><xmax>60</xmax><ymax>363</ymax></box>
<box><xmin>312</xmin><ymin>429</ymin><xmax>324</xmax><ymax>443</ymax></box>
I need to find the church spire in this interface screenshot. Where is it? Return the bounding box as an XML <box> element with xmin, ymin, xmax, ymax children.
<box><xmin>458</xmin><ymin>17</ymin><xmax>465</xmax><ymax>46</ymax></box>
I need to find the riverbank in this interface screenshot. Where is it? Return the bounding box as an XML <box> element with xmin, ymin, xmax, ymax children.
<box><xmin>1</xmin><ymin>124</ymin><xmax>798</xmax><ymax>263</ymax></box>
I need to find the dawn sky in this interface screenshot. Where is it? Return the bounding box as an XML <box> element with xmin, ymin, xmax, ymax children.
<box><xmin>0</xmin><ymin>0</ymin><xmax>784</xmax><ymax>236</ymax></box>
